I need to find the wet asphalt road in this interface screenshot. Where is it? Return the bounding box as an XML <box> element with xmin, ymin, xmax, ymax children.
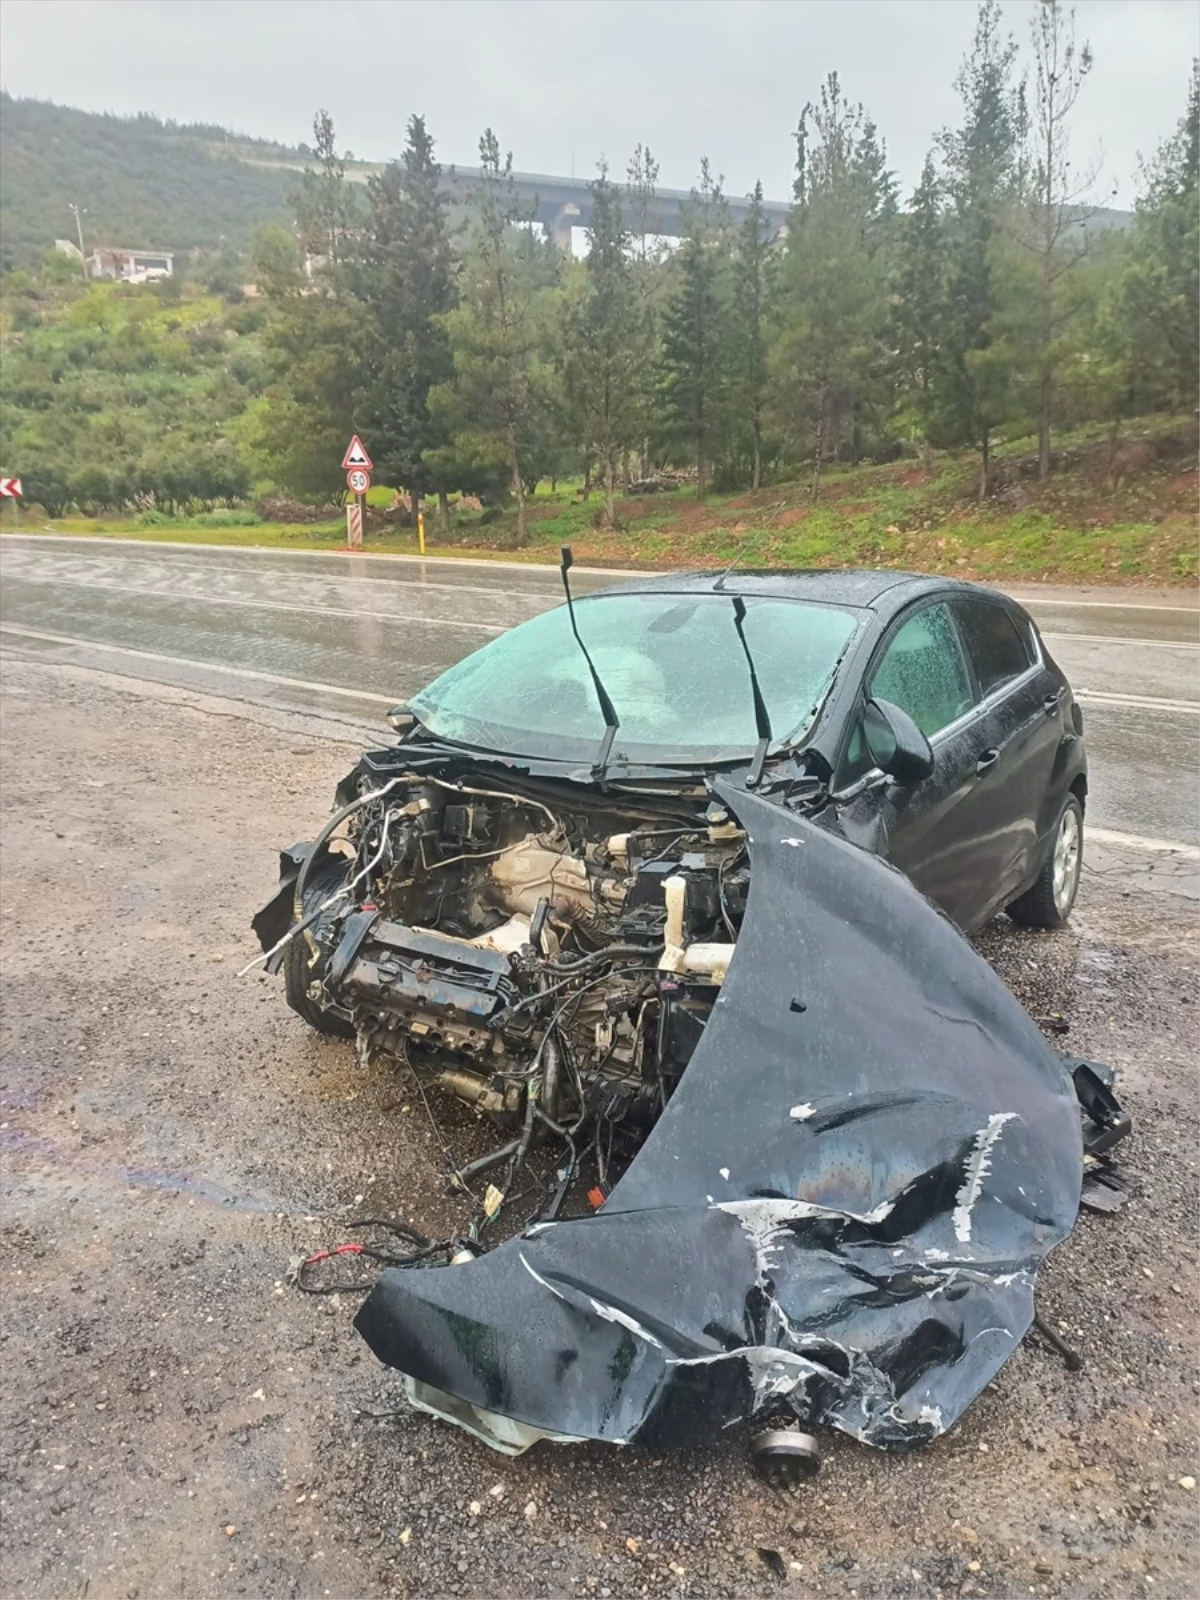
<box><xmin>0</xmin><ymin>534</ymin><xmax>1197</xmax><ymax>847</ymax></box>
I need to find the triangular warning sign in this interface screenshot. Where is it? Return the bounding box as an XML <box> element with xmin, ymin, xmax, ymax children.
<box><xmin>341</xmin><ymin>434</ymin><xmax>373</xmax><ymax>470</ymax></box>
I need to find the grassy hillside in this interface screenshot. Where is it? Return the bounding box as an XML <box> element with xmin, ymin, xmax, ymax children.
<box><xmin>454</xmin><ymin>420</ymin><xmax>1197</xmax><ymax>584</ymax></box>
<box><xmin>0</xmin><ymin>95</ymin><xmax>300</xmax><ymax>268</ymax></box>
<box><xmin>25</xmin><ymin>416</ymin><xmax>1197</xmax><ymax>586</ymax></box>
<box><xmin>0</xmin><ymin>271</ymin><xmax>267</xmax><ymax>511</ymax></box>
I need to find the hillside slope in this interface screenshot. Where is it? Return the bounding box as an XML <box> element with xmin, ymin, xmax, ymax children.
<box><xmin>0</xmin><ymin>95</ymin><xmax>299</xmax><ymax>267</ymax></box>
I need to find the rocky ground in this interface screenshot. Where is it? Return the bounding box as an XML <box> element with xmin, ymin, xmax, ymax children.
<box><xmin>1</xmin><ymin>658</ymin><xmax>1197</xmax><ymax>1600</ymax></box>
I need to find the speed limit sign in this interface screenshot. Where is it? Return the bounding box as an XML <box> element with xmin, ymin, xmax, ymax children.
<box><xmin>346</xmin><ymin>467</ymin><xmax>371</xmax><ymax>494</ymax></box>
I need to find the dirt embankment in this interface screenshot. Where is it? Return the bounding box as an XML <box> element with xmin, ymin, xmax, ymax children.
<box><xmin>1</xmin><ymin>659</ymin><xmax>1197</xmax><ymax>1600</ymax></box>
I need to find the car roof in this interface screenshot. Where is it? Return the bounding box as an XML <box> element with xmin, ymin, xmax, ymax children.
<box><xmin>589</xmin><ymin>567</ymin><xmax>1011</xmax><ymax>619</ymax></box>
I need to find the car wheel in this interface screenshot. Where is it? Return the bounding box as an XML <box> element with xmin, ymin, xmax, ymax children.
<box><xmin>283</xmin><ymin>862</ymin><xmax>357</xmax><ymax>1039</ymax></box>
<box><xmin>1008</xmin><ymin>796</ymin><xmax>1083</xmax><ymax>929</ymax></box>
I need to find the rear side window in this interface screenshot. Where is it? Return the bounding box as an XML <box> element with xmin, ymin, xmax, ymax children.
<box><xmin>953</xmin><ymin>599</ymin><xmax>1033</xmax><ymax>697</ymax></box>
<box><xmin>868</xmin><ymin>602</ymin><xmax>974</xmax><ymax>738</ymax></box>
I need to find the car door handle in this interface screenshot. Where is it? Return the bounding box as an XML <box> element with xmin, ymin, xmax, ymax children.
<box><xmin>1043</xmin><ymin>690</ymin><xmax>1063</xmax><ymax>716</ymax></box>
<box><xmin>976</xmin><ymin>748</ymin><xmax>1000</xmax><ymax>775</ymax></box>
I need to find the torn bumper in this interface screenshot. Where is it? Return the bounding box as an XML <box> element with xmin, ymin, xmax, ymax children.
<box><xmin>355</xmin><ymin>780</ymin><xmax>1109</xmax><ymax>1453</ymax></box>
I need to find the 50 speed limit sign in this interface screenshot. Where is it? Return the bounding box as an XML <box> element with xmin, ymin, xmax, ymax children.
<box><xmin>346</xmin><ymin>467</ymin><xmax>371</xmax><ymax>495</ymax></box>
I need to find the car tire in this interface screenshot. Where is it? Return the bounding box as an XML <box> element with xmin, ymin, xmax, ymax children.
<box><xmin>283</xmin><ymin>861</ymin><xmax>357</xmax><ymax>1039</ymax></box>
<box><xmin>1008</xmin><ymin>795</ymin><xmax>1083</xmax><ymax>929</ymax></box>
<box><xmin>283</xmin><ymin>931</ymin><xmax>356</xmax><ymax>1038</ymax></box>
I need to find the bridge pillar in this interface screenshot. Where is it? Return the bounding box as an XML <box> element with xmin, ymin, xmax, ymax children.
<box><xmin>551</xmin><ymin>202</ymin><xmax>582</xmax><ymax>253</ymax></box>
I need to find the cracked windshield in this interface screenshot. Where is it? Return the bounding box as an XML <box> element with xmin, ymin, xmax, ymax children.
<box><xmin>410</xmin><ymin>593</ymin><xmax>859</xmax><ymax>761</ymax></box>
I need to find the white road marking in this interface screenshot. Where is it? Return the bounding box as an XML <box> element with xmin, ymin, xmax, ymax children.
<box><xmin>5</xmin><ymin>534</ymin><xmax>1200</xmax><ymax>604</ymax></box>
<box><xmin>0</xmin><ymin>531</ymin><xmax>631</xmax><ymax>580</ymax></box>
<box><xmin>1087</xmin><ymin>827</ymin><xmax>1200</xmax><ymax>859</ymax></box>
<box><xmin>1043</xmin><ymin>632</ymin><xmax>1199</xmax><ymax>651</ymax></box>
<box><xmin>7</xmin><ymin>561</ymin><xmax>1195</xmax><ymax>651</ymax></box>
<box><xmin>1016</xmin><ymin>595</ymin><xmax>1199</xmax><ymax>614</ymax></box>
<box><xmin>0</xmin><ymin>625</ymin><xmax>396</xmax><ymax>705</ymax></box>
<box><xmin>0</xmin><ymin>574</ymin><xmax>505</xmax><ymax>633</ymax></box>
<box><xmin>1076</xmin><ymin>688</ymin><xmax>1199</xmax><ymax>714</ymax></box>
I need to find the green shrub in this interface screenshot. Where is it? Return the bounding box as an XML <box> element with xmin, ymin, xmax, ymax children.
<box><xmin>190</xmin><ymin>508</ymin><xmax>261</xmax><ymax>527</ymax></box>
<box><xmin>134</xmin><ymin>506</ymin><xmax>260</xmax><ymax>528</ymax></box>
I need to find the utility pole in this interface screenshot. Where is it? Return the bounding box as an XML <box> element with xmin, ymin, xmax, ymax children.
<box><xmin>68</xmin><ymin>203</ymin><xmax>88</xmax><ymax>281</ymax></box>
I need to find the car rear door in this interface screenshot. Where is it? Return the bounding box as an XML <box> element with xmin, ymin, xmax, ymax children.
<box><xmin>948</xmin><ymin>596</ymin><xmax>1063</xmax><ymax>917</ymax></box>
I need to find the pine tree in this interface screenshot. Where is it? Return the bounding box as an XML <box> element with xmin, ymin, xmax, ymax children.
<box><xmin>360</xmin><ymin>115</ymin><xmax>457</xmax><ymax>531</ymax></box>
<box><xmin>253</xmin><ymin>292</ymin><xmax>367</xmax><ymax>499</ymax></box>
<box><xmin>1026</xmin><ymin>0</ymin><xmax>1096</xmax><ymax>480</ymax></box>
<box><xmin>562</xmin><ymin>165</ymin><xmax>643</xmax><ymax>526</ymax></box>
<box><xmin>1117</xmin><ymin>61</ymin><xmax>1199</xmax><ymax>413</ymax></box>
<box><xmin>730</xmin><ymin>182</ymin><xmax>773</xmax><ymax>489</ymax></box>
<box><xmin>431</xmin><ymin>130</ymin><xmax>544</xmax><ymax>545</ymax></box>
<box><xmin>771</xmin><ymin>73</ymin><xmax>893</xmax><ymax>496</ymax></box>
<box><xmin>660</xmin><ymin>161</ymin><xmax>732</xmax><ymax>497</ymax></box>
<box><xmin>626</xmin><ymin>143</ymin><xmax>665</xmax><ymax>479</ymax></box>
<box><xmin>891</xmin><ymin>154</ymin><xmax>945</xmax><ymax>467</ymax></box>
<box><xmin>937</xmin><ymin>0</ymin><xmax>1029</xmax><ymax>499</ymax></box>
<box><xmin>294</xmin><ymin>110</ymin><xmax>357</xmax><ymax>292</ymax></box>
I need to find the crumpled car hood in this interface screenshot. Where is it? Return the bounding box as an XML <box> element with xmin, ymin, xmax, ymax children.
<box><xmin>354</xmin><ymin>779</ymin><xmax>1084</xmax><ymax>1452</ymax></box>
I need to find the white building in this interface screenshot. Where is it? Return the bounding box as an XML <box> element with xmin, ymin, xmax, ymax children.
<box><xmin>87</xmin><ymin>247</ymin><xmax>175</xmax><ymax>283</ymax></box>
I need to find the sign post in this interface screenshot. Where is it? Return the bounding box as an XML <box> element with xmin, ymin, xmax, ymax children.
<box><xmin>417</xmin><ymin>508</ymin><xmax>425</xmax><ymax>556</ymax></box>
<box><xmin>0</xmin><ymin>476</ymin><xmax>22</xmax><ymax>529</ymax></box>
<box><xmin>346</xmin><ymin>496</ymin><xmax>363</xmax><ymax>549</ymax></box>
<box><xmin>340</xmin><ymin>437</ymin><xmax>373</xmax><ymax>552</ymax></box>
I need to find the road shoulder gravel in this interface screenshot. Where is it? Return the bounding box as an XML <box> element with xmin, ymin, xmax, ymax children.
<box><xmin>1</xmin><ymin>658</ymin><xmax>1196</xmax><ymax>1600</ymax></box>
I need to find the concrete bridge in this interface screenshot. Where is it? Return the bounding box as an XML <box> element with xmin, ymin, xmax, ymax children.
<box><xmin>437</xmin><ymin>165</ymin><xmax>792</xmax><ymax>249</ymax></box>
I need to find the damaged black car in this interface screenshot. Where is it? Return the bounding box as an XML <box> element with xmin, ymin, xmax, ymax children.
<box><xmin>251</xmin><ymin>562</ymin><xmax>1129</xmax><ymax>1473</ymax></box>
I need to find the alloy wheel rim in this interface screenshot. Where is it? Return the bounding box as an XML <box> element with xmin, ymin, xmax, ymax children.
<box><xmin>1052</xmin><ymin>807</ymin><xmax>1081</xmax><ymax>915</ymax></box>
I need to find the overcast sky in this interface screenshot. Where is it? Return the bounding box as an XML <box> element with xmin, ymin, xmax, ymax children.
<box><xmin>1</xmin><ymin>0</ymin><xmax>1195</xmax><ymax>206</ymax></box>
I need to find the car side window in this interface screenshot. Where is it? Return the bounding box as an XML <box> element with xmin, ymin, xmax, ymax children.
<box><xmin>953</xmin><ymin>599</ymin><xmax>1033</xmax><ymax>698</ymax></box>
<box><xmin>867</xmin><ymin>602</ymin><xmax>975</xmax><ymax>739</ymax></box>
<box><xmin>835</xmin><ymin>603</ymin><xmax>975</xmax><ymax>788</ymax></box>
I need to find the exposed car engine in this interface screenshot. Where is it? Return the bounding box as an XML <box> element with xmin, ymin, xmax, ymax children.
<box><xmin>255</xmin><ymin>755</ymin><xmax>750</xmax><ymax>1226</ymax></box>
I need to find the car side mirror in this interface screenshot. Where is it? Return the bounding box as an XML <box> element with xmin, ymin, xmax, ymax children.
<box><xmin>862</xmin><ymin>697</ymin><xmax>935</xmax><ymax>786</ymax></box>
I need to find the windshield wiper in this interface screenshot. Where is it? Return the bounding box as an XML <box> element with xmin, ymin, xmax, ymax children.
<box><xmin>730</xmin><ymin>595</ymin><xmax>773</xmax><ymax>788</ymax></box>
<box><xmin>559</xmin><ymin>545</ymin><xmax>621</xmax><ymax>785</ymax></box>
